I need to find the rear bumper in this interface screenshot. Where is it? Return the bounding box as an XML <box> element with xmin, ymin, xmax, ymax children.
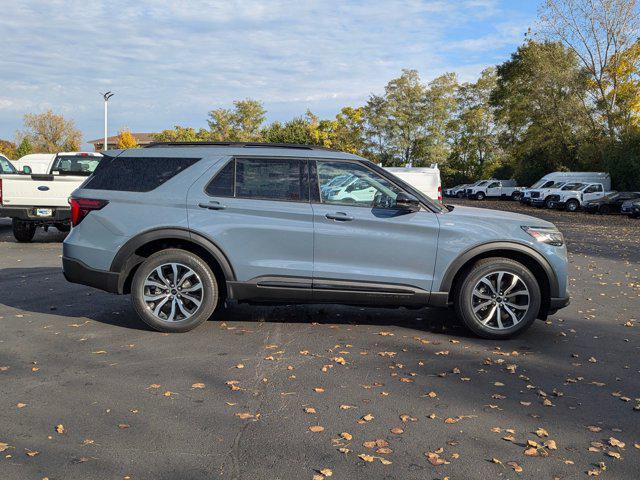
<box><xmin>62</xmin><ymin>257</ymin><xmax>119</xmax><ymax>293</ymax></box>
<box><xmin>0</xmin><ymin>206</ymin><xmax>70</xmax><ymax>222</ymax></box>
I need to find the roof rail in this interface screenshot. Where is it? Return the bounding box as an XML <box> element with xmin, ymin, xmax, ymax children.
<box><xmin>144</xmin><ymin>141</ymin><xmax>335</xmax><ymax>151</ymax></box>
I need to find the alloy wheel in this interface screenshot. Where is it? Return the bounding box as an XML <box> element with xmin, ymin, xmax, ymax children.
<box><xmin>142</xmin><ymin>263</ymin><xmax>204</xmax><ymax>322</ymax></box>
<box><xmin>471</xmin><ymin>271</ymin><xmax>530</xmax><ymax>330</ymax></box>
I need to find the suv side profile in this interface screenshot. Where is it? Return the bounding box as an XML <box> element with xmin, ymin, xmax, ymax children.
<box><xmin>63</xmin><ymin>143</ymin><xmax>569</xmax><ymax>339</ymax></box>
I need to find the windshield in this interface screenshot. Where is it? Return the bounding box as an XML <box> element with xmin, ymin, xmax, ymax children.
<box><xmin>548</xmin><ymin>182</ymin><xmax>565</xmax><ymax>188</ymax></box>
<box><xmin>530</xmin><ymin>179</ymin><xmax>553</xmax><ymax>188</ymax></box>
<box><xmin>0</xmin><ymin>157</ymin><xmax>16</xmax><ymax>174</ymax></box>
<box><xmin>51</xmin><ymin>155</ymin><xmax>101</xmax><ymax>176</ymax></box>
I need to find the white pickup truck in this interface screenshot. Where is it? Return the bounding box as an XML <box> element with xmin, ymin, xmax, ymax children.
<box><xmin>549</xmin><ymin>182</ymin><xmax>609</xmax><ymax>212</ymax></box>
<box><xmin>466</xmin><ymin>179</ymin><xmax>524</xmax><ymax>200</ymax></box>
<box><xmin>0</xmin><ymin>152</ymin><xmax>102</xmax><ymax>242</ymax></box>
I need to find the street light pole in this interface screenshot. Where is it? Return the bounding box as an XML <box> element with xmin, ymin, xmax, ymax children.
<box><xmin>100</xmin><ymin>91</ymin><xmax>114</xmax><ymax>151</ymax></box>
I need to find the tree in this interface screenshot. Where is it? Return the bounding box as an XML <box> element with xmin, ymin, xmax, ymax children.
<box><xmin>154</xmin><ymin>126</ymin><xmax>210</xmax><ymax>142</ymax></box>
<box><xmin>363</xmin><ymin>94</ymin><xmax>391</xmax><ymax>162</ymax></box>
<box><xmin>0</xmin><ymin>140</ymin><xmax>16</xmax><ymax>159</ymax></box>
<box><xmin>539</xmin><ymin>0</ymin><xmax>640</xmax><ymax>137</ymax></box>
<box><xmin>262</xmin><ymin>111</ymin><xmax>323</xmax><ymax>145</ymax></box>
<box><xmin>19</xmin><ymin>110</ymin><xmax>82</xmax><ymax>152</ymax></box>
<box><xmin>116</xmin><ymin>129</ymin><xmax>139</xmax><ymax>149</ymax></box>
<box><xmin>423</xmin><ymin>73</ymin><xmax>459</xmax><ymax>166</ymax></box>
<box><xmin>14</xmin><ymin>138</ymin><xmax>32</xmax><ymax>158</ymax></box>
<box><xmin>208</xmin><ymin>99</ymin><xmax>266</xmax><ymax>142</ymax></box>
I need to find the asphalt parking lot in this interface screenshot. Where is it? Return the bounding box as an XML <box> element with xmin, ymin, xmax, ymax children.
<box><xmin>0</xmin><ymin>201</ymin><xmax>638</xmax><ymax>480</ymax></box>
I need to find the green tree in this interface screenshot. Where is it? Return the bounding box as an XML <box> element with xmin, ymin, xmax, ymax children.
<box><xmin>422</xmin><ymin>73</ymin><xmax>459</xmax><ymax>166</ymax></box>
<box><xmin>14</xmin><ymin>138</ymin><xmax>32</xmax><ymax>158</ymax></box>
<box><xmin>362</xmin><ymin>94</ymin><xmax>391</xmax><ymax>163</ymax></box>
<box><xmin>262</xmin><ymin>111</ymin><xmax>323</xmax><ymax>145</ymax></box>
<box><xmin>154</xmin><ymin>126</ymin><xmax>210</xmax><ymax>142</ymax></box>
<box><xmin>19</xmin><ymin>110</ymin><xmax>82</xmax><ymax>152</ymax></box>
<box><xmin>208</xmin><ymin>99</ymin><xmax>266</xmax><ymax>142</ymax></box>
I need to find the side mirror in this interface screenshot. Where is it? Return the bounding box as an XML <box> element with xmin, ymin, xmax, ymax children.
<box><xmin>22</xmin><ymin>165</ymin><xmax>32</xmax><ymax>175</ymax></box>
<box><xmin>395</xmin><ymin>192</ymin><xmax>420</xmax><ymax>212</ymax></box>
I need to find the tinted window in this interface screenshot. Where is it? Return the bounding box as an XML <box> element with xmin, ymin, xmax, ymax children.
<box><xmin>584</xmin><ymin>184</ymin><xmax>602</xmax><ymax>193</ymax></box>
<box><xmin>316</xmin><ymin>161</ymin><xmax>403</xmax><ymax>208</ymax></box>
<box><xmin>206</xmin><ymin>160</ymin><xmax>234</xmax><ymax>197</ymax></box>
<box><xmin>85</xmin><ymin>156</ymin><xmax>199</xmax><ymax>192</ymax></box>
<box><xmin>488</xmin><ymin>182</ymin><xmax>500</xmax><ymax>188</ymax></box>
<box><xmin>236</xmin><ymin>158</ymin><xmax>306</xmax><ymax>201</ymax></box>
<box><xmin>206</xmin><ymin>158</ymin><xmax>308</xmax><ymax>202</ymax></box>
<box><xmin>51</xmin><ymin>155</ymin><xmax>102</xmax><ymax>176</ymax></box>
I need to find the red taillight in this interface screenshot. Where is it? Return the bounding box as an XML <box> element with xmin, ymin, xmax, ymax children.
<box><xmin>438</xmin><ymin>185</ymin><xmax>442</xmax><ymax>202</ymax></box>
<box><xmin>69</xmin><ymin>197</ymin><xmax>108</xmax><ymax>227</ymax></box>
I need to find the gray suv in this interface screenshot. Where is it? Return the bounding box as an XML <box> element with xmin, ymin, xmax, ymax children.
<box><xmin>62</xmin><ymin>143</ymin><xmax>569</xmax><ymax>339</ymax></box>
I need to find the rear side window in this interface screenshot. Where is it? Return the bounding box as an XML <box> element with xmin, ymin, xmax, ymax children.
<box><xmin>206</xmin><ymin>158</ymin><xmax>308</xmax><ymax>202</ymax></box>
<box><xmin>84</xmin><ymin>156</ymin><xmax>199</xmax><ymax>192</ymax></box>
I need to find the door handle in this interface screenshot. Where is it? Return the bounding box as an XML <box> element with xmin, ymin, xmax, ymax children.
<box><xmin>198</xmin><ymin>201</ymin><xmax>226</xmax><ymax>210</ymax></box>
<box><xmin>325</xmin><ymin>212</ymin><xmax>353</xmax><ymax>221</ymax></box>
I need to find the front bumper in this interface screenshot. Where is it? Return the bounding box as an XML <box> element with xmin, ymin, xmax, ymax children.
<box><xmin>0</xmin><ymin>206</ymin><xmax>70</xmax><ymax>222</ymax></box>
<box><xmin>62</xmin><ymin>257</ymin><xmax>120</xmax><ymax>293</ymax></box>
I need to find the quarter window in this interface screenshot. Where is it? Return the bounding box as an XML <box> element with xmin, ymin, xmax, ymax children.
<box><xmin>316</xmin><ymin>161</ymin><xmax>404</xmax><ymax>208</ymax></box>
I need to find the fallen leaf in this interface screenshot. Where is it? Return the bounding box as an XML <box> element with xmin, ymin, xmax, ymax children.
<box><xmin>55</xmin><ymin>424</ymin><xmax>65</xmax><ymax>434</ymax></box>
<box><xmin>535</xmin><ymin>428</ymin><xmax>549</xmax><ymax>438</ymax></box>
<box><xmin>340</xmin><ymin>432</ymin><xmax>353</xmax><ymax>441</ymax></box>
<box><xmin>359</xmin><ymin>453</ymin><xmax>375</xmax><ymax>462</ymax></box>
<box><xmin>25</xmin><ymin>449</ymin><xmax>39</xmax><ymax>457</ymax></box>
<box><xmin>544</xmin><ymin>440</ymin><xmax>557</xmax><ymax>450</ymax></box>
<box><xmin>309</xmin><ymin>425</ymin><xmax>325</xmax><ymax>433</ymax></box>
<box><xmin>191</xmin><ymin>383</ymin><xmax>205</xmax><ymax>389</ymax></box>
<box><xmin>92</xmin><ymin>350</ymin><xmax>108</xmax><ymax>354</ymax></box>
<box><xmin>507</xmin><ymin>461</ymin><xmax>523</xmax><ymax>473</ymax></box>
<box><xmin>0</xmin><ymin>442</ymin><xmax>10</xmax><ymax>452</ymax></box>
<box><xmin>360</xmin><ymin>413</ymin><xmax>374</xmax><ymax>422</ymax></box>
<box><xmin>390</xmin><ymin>427</ymin><xmax>404</xmax><ymax>434</ymax></box>
<box><xmin>607</xmin><ymin>451</ymin><xmax>621</xmax><ymax>459</ymax></box>
<box><xmin>304</xmin><ymin>407</ymin><xmax>317</xmax><ymax>414</ymax></box>
<box><xmin>314</xmin><ymin>387</ymin><xmax>325</xmax><ymax>393</ymax></box>
<box><xmin>320</xmin><ymin>468</ymin><xmax>333</xmax><ymax>477</ymax></box>
<box><xmin>609</xmin><ymin>437</ymin><xmax>625</xmax><ymax>448</ymax></box>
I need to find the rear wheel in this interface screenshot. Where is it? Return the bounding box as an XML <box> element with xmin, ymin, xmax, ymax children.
<box><xmin>12</xmin><ymin>219</ymin><xmax>36</xmax><ymax>243</ymax></box>
<box><xmin>454</xmin><ymin>257</ymin><xmax>541</xmax><ymax>339</ymax></box>
<box><xmin>131</xmin><ymin>249</ymin><xmax>219</xmax><ymax>332</ymax></box>
<box><xmin>544</xmin><ymin>197</ymin><xmax>555</xmax><ymax>209</ymax></box>
<box><xmin>598</xmin><ymin>205</ymin><xmax>610</xmax><ymax>214</ymax></box>
<box><xmin>565</xmin><ymin>199</ymin><xmax>580</xmax><ymax>212</ymax></box>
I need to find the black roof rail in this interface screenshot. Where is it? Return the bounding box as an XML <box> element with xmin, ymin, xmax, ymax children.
<box><xmin>144</xmin><ymin>141</ymin><xmax>336</xmax><ymax>151</ymax></box>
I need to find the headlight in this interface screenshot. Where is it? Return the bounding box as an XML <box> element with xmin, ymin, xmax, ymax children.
<box><xmin>521</xmin><ymin>226</ymin><xmax>564</xmax><ymax>246</ymax></box>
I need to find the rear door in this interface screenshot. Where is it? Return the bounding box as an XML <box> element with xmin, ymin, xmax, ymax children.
<box><xmin>187</xmin><ymin>157</ymin><xmax>314</xmax><ymax>293</ymax></box>
<box><xmin>310</xmin><ymin>159</ymin><xmax>439</xmax><ymax>302</ymax></box>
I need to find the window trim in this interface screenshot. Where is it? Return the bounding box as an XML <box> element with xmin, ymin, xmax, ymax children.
<box><xmin>204</xmin><ymin>155</ymin><xmax>311</xmax><ymax>204</ymax></box>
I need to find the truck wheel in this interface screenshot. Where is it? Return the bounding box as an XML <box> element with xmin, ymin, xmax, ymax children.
<box><xmin>454</xmin><ymin>257</ymin><xmax>541</xmax><ymax>339</ymax></box>
<box><xmin>475</xmin><ymin>192</ymin><xmax>485</xmax><ymax>201</ymax></box>
<box><xmin>565</xmin><ymin>199</ymin><xmax>580</xmax><ymax>212</ymax></box>
<box><xmin>598</xmin><ymin>205</ymin><xmax>610</xmax><ymax>215</ymax></box>
<box><xmin>544</xmin><ymin>197</ymin><xmax>555</xmax><ymax>209</ymax></box>
<box><xmin>131</xmin><ymin>249</ymin><xmax>219</xmax><ymax>333</ymax></box>
<box><xmin>54</xmin><ymin>223</ymin><xmax>71</xmax><ymax>232</ymax></box>
<box><xmin>457</xmin><ymin>192</ymin><xmax>464</xmax><ymax>198</ymax></box>
<box><xmin>511</xmin><ymin>192</ymin><xmax>521</xmax><ymax>201</ymax></box>
<box><xmin>12</xmin><ymin>219</ymin><xmax>36</xmax><ymax>243</ymax></box>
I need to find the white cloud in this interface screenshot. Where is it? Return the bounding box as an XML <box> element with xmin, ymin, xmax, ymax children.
<box><xmin>0</xmin><ymin>0</ymin><xmax>535</xmax><ymax>143</ymax></box>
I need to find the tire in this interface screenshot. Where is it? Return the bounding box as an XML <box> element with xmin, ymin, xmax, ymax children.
<box><xmin>131</xmin><ymin>249</ymin><xmax>220</xmax><ymax>333</ymax></box>
<box><xmin>476</xmin><ymin>192</ymin><xmax>485</xmax><ymax>201</ymax></box>
<box><xmin>12</xmin><ymin>219</ymin><xmax>36</xmax><ymax>243</ymax></box>
<box><xmin>544</xmin><ymin>197</ymin><xmax>555</xmax><ymax>209</ymax></box>
<box><xmin>598</xmin><ymin>205</ymin><xmax>610</xmax><ymax>215</ymax></box>
<box><xmin>54</xmin><ymin>223</ymin><xmax>71</xmax><ymax>232</ymax></box>
<box><xmin>457</xmin><ymin>192</ymin><xmax>464</xmax><ymax>198</ymax></box>
<box><xmin>454</xmin><ymin>257</ymin><xmax>541</xmax><ymax>339</ymax></box>
<box><xmin>565</xmin><ymin>199</ymin><xmax>580</xmax><ymax>212</ymax></box>
<box><xmin>511</xmin><ymin>192</ymin><xmax>521</xmax><ymax>201</ymax></box>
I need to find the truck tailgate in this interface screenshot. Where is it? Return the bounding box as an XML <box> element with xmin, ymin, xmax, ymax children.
<box><xmin>1</xmin><ymin>175</ymin><xmax>82</xmax><ymax>207</ymax></box>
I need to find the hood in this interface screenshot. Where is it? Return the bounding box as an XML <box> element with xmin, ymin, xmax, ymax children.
<box><xmin>443</xmin><ymin>205</ymin><xmax>555</xmax><ymax>228</ymax></box>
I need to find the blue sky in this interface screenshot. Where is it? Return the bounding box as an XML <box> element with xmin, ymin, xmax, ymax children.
<box><xmin>0</xmin><ymin>0</ymin><xmax>539</xmax><ymax>147</ymax></box>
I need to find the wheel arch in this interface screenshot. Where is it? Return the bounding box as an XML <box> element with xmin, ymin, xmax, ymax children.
<box><xmin>110</xmin><ymin>228</ymin><xmax>235</xmax><ymax>296</ymax></box>
<box><xmin>440</xmin><ymin>242</ymin><xmax>558</xmax><ymax>317</ymax></box>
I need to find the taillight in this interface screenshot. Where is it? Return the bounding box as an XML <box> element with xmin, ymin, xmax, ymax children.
<box><xmin>69</xmin><ymin>197</ymin><xmax>108</xmax><ymax>227</ymax></box>
<box><xmin>438</xmin><ymin>185</ymin><xmax>442</xmax><ymax>202</ymax></box>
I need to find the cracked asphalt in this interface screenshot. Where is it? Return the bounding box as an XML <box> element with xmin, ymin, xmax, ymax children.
<box><xmin>0</xmin><ymin>200</ymin><xmax>639</xmax><ymax>480</ymax></box>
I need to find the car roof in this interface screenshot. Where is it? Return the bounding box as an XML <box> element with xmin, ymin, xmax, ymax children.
<box><xmin>109</xmin><ymin>142</ymin><xmax>366</xmax><ymax>161</ymax></box>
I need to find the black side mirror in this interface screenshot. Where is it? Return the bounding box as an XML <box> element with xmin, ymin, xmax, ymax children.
<box><xmin>395</xmin><ymin>192</ymin><xmax>420</xmax><ymax>212</ymax></box>
<box><xmin>22</xmin><ymin>165</ymin><xmax>32</xmax><ymax>175</ymax></box>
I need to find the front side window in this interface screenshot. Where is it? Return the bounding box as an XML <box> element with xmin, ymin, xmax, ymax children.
<box><xmin>584</xmin><ymin>184</ymin><xmax>603</xmax><ymax>193</ymax></box>
<box><xmin>316</xmin><ymin>161</ymin><xmax>404</xmax><ymax>208</ymax></box>
<box><xmin>51</xmin><ymin>155</ymin><xmax>102</xmax><ymax>176</ymax></box>
<box><xmin>206</xmin><ymin>158</ymin><xmax>308</xmax><ymax>202</ymax></box>
<box><xmin>488</xmin><ymin>182</ymin><xmax>500</xmax><ymax>188</ymax></box>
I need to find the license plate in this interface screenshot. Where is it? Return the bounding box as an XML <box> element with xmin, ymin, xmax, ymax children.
<box><xmin>35</xmin><ymin>208</ymin><xmax>53</xmax><ymax>217</ymax></box>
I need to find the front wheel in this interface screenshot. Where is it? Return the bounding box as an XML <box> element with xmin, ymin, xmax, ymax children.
<box><xmin>131</xmin><ymin>249</ymin><xmax>219</xmax><ymax>332</ymax></box>
<box><xmin>12</xmin><ymin>219</ymin><xmax>36</xmax><ymax>243</ymax></box>
<box><xmin>565</xmin><ymin>199</ymin><xmax>580</xmax><ymax>212</ymax></box>
<box><xmin>475</xmin><ymin>192</ymin><xmax>485</xmax><ymax>201</ymax></box>
<box><xmin>544</xmin><ymin>197</ymin><xmax>555</xmax><ymax>209</ymax></box>
<box><xmin>454</xmin><ymin>257</ymin><xmax>541</xmax><ymax>339</ymax></box>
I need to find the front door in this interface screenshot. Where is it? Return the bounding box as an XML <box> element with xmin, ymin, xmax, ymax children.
<box><xmin>583</xmin><ymin>184</ymin><xmax>605</xmax><ymax>202</ymax></box>
<box><xmin>311</xmin><ymin>160</ymin><xmax>439</xmax><ymax>304</ymax></box>
<box><xmin>486</xmin><ymin>181</ymin><xmax>501</xmax><ymax>197</ymax></box>
<box><xmin>187</xmin><ymin>157</ymin><xmax>314</xmax><ymax>297</ymax></box>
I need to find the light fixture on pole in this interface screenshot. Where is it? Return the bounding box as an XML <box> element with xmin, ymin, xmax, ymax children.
<box><xmin>100</xmin><ymin>91</ymin><xmax>115</xmax><ymax>151</ymax></box>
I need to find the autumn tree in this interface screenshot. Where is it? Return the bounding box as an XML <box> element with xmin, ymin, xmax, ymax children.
<box><xmin>0</xmin><ymin>140</ymin><xmax>16</xmax><ymax>159</ymax></box>
<box><xmin>208</xmin><ymin>99</ymin><xmax>266</xmax><ymax>142</ymax></box>
<box><xmin>19</xmin><ymin>110</ymin><xmax>82</xmax><ymax>153</ymax></box>
<box><xmin>116</xmin><ymin>129</ymin><xmax>139</xmax><ymax>149</ymax></box>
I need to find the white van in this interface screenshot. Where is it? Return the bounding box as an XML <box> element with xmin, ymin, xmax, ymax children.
<box><xmin>521</xmin><ymin>172</ymin><xmax>611</xmax><ymax>204</ymax></box>
<box><xmin>384</xmin><ymin>164</ymin><xmax>442</xmax><ymax>202</ymax></box>
<box><xmin>11</xmin><ymin>153</ymin><xmax>57</xmax><ymax>174</ymax></box>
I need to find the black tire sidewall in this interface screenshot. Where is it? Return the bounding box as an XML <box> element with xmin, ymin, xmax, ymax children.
<box><xmin>455</xmin><ymin>259</ymin><xmax>541</xmax><ymax>339</ymax></box>
<box><xmin>12</xmin><ymin>219</ymin><xmax>36</xmax><ymax>243</ymax></box>
<box><xmin>566</xmin><ymin>200</ymin><xmax>579</xmax><ymax>212</ymax></box>
<box><xmin>131</xmin><ymin>249</ymin><xmax>219</xmax><ymax>333</ymax></box>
